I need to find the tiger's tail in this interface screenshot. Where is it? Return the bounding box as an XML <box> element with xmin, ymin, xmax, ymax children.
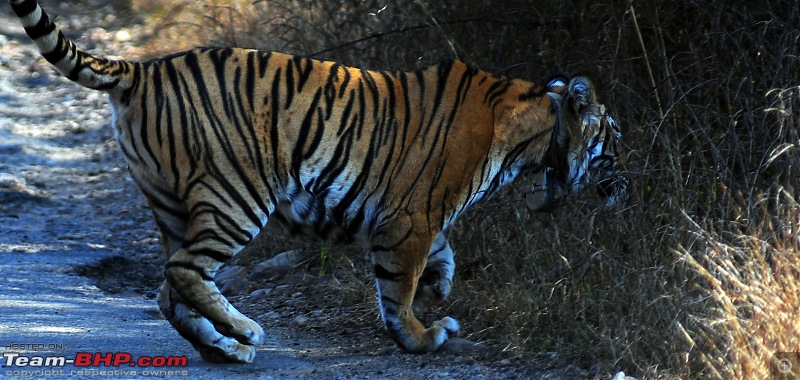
<box><xmin>10</xmin><ymin>0</ymin><xmax>133</xmax><ymax>92</ymax></box>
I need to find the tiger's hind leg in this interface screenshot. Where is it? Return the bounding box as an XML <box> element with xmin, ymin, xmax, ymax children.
<box><xmin>157</xmin><ymin>281</ymin><xmax>256</xmax><ymax>363</ymax></box>
<box><xmin>156</xmin><ymin>184</ymin><xmax>268</xmax><ymax>363</ymax></box>
<box><xmin>371</xmin><ymin>227</ymin><xmax>460</xmax><ymax>353</ymax></box>
<box><xmin>149</xmin><ymin>200</ymin><xmax>254</xmax><ymax>361</ymax></box>
<box><xmin>413</xmin><ymin>232</ymin><xmax>455</xmax><ymax>315</ymax></box>
<box><xmin>163</xmin><ymin>233</ymin><xmax>265</xmax><ymax>362</ymax></box>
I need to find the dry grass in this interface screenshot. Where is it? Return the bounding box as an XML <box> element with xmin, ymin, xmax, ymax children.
<box><xmin>126</xmin><ymin>0</ymin><xmax>799</xmax><ymax>377</ymax></box>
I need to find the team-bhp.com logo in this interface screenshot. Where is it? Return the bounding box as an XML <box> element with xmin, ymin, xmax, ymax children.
<box><xmin>3</xmin><ymin>349</ymin><xmax>188</xmax><ymax>377</ymax></box>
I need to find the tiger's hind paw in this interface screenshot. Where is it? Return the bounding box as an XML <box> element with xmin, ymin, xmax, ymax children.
<box><xmin>433</xmin><ymin>316</ymin><xmax>460</xmax><ymax>338</ymax></box>
<box><xmin>215</xmin><ymin>314</ymin><xmax>265</xmax><ymax>346</ymax></box>
<box><xmin>161</xmin><ymin>293</ymin><xmax>262</xmax><ymax>363</ymax></box>
<box><xmin>421</xmin><ymin>316</ymin><xmax>461</xmax><ymax>352</ymax></box>
<box><xmin>196</xmin><ymin>339</ymin><xmax>257</xmax><ymax>363</ymax></box>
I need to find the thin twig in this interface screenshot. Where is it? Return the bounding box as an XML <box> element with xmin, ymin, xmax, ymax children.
<box><xmin>628</xmin><ymin>3</ymin><xmax>664</xmax><ymax>120</ymax></box>
<box><xmin>308</xmin><ymin>17</ymin><xmax>512</xmax><ymax>59</ymax></box>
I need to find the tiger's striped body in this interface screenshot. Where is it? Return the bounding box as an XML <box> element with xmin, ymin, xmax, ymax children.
<box><xmin>11</xmin><ymin>0</ymin><xmax>626</xmax><ymax>363</ymax></box>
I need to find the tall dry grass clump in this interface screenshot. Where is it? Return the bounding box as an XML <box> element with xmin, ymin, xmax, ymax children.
<box><xmin>127</xmin><ymin>0</ymin><xmax>799</xmax><ymax>377</ymax></box>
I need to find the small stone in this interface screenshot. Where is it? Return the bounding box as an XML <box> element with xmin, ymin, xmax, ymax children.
<box><xmin>248</xmin><ymin>249</ymin><xmax>309</xmax><ymax>282</ymax></box>
<box><xmin>89</xmin><ymin>27</ymin><xmax>110</xmax><ymax>43</ymax></box>
<box><xmin>215</xmin><ymin>265</ymin><xmax>247</xmax><ymax>296</ymax></box>
<box><xmin>114</xmin><ymin>30</ymin><xmax>131</xmax><ymax>42</ymax></box>
<box><xmin>248</xmin><ymin>288</ymin><xmax>272</xmax><ymax>302</ymax></box>
<box><xmin>0</xmin><ymin>173</ymin><xmax>24</xmax><ymax>189</ymax></box>
<box><xmin>263</xmin><ymin>311</ymin><xmax>281</xmax><ymax>320</ymax></box>
<box><xmin>439</xmin><ymin>338</ymin><xmax>483</xmax><ymax>353</ymax></box>
<box><xmin>613</xmin><ymin>371</ymin><xmax>637</xmax><ymax>380</ymax></box>
<box><xmin>291</xmin><ymin>314</ymin><xmax>309</xmax><ymax>325</ymax></box>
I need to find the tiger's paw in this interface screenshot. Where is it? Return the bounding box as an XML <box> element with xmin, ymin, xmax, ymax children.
<box><xmin>196</xmin><ymin>338</ymin><xmax>257</xmax><ymax>363</ymax></box>
<box><xmin>215</xmin><ymin>313</ymin><xmax>265</xmax><ymax>346</ymax></box>
<box><xmin>164</xmin><ymin>298</ymin><xmax>263</xmax><ymax>363</ymax></box>
<box><xmin>432</xmin><ymin>316</ymin><xmax>460</xmax><ymax>338</ymax></box>
<box><xmin>423</xmin><ymin>316</ymin><xmax>461</xmax><ymax>352</ymax></box>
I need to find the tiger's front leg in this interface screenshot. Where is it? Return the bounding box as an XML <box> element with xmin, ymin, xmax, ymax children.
<box><xmin>371</xmin><ymin>230</ymin><xmax>460</xmax><ymax>353</ymax></box>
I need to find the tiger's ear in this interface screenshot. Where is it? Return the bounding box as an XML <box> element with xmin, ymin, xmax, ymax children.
<box><xmin>565</xmin><ymin>76</ymin><xmax>598</xmax><ymax>114</ymax></box>
<box><xmin>545</xmin><ymin>75</ymin><xmax>569</xmax><ymax>95</ymax></box>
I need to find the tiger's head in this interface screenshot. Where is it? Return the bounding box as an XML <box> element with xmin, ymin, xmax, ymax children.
<box><xmin>526</xmin><ymin>76</ymin><xmax>628</xmax><ymax>211</ymax></box>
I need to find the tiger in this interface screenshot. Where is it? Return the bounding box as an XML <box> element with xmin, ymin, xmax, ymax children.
<box><xmin>10</xmin><ymin>0</ymin><xmax>627</xmax><ymax>363</ymax></box>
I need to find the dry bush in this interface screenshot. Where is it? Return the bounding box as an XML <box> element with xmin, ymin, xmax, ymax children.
<box><xmin>125</xmin><ymin>0</ymin><xmax>799</xmax><ymax>378</ymax></box>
